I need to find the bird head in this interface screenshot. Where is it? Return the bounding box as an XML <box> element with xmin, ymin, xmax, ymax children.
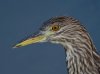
<box><xmin>13</xmin><ymin>16</ymin><xmax>84</xmax><ymax>48</ymax></box>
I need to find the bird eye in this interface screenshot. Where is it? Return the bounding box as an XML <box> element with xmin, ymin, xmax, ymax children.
<box><xmin>51</xmin><ymin>25</ymin><xmax>60</xmax><ymax>31</ymax></box>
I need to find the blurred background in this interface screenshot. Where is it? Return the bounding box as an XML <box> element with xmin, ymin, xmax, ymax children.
<box><xmin>0</xmin><ymin>0</ymin><xmax>100</xmax><ymax>74</ymax></box>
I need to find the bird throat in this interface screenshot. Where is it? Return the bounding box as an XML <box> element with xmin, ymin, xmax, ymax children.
<box><xmin>64</xmin><ymin>42</ymin><xmax>99</xmax><ymax>74</ymax></box>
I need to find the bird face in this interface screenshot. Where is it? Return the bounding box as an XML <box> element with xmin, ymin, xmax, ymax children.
<box><xmin>39</xmin><ymin>22</ymin><xmax>64</xmax><ymax>44</ymax></box>
<box><xmin>13</xmin><ymin>22</ymin><xmax>65</xmax><ymax>48</ymax></box>
<box><xmin>13</xmin><ymin>16</ymin><xmax>81</xmax><ymax>48</ymax></box>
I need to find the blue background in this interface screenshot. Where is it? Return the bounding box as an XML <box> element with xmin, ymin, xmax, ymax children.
<box><xmin>1</xmin><ymin>0</ymin><xmax>100</xmax><ymax>74</ymax></box>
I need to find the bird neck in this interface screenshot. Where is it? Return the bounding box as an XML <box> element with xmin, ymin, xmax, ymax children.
<box><xmin>64</xmin><ymin>41</ymin><xmax>99</xmax><ymax>74</ymax></box>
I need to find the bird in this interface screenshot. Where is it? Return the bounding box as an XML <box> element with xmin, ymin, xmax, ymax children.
<box><xmin>13</xmin><ymin>16</ymin><xmax>100</xmax><ymax>74</ymax></box>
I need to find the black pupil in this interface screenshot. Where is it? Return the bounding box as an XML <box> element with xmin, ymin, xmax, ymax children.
<box><xmin>54</xmin><ymin>26</ymin><xmax>57</xmax><ymax>29</ymax></box>
<box><xmin>52</xmin><ymin>26</ymin><xmax>59</xmax><ymax>31</ymax></box>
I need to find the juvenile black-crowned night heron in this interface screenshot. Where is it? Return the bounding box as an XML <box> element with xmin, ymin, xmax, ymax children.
<box><xmin>13</xmin><ymin>16</ymin><xmax>100</xmax><ymax>74</ymax></box>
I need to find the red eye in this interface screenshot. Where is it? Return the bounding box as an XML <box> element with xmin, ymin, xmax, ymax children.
<box><xmin>51</xmin><ymin>25</ymin><xmax>60</xmax><ymax>31</ymax></box>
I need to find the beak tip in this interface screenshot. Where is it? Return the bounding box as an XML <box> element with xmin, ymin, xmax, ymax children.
<box><xmin>12</xmin><ymin>46</ymin><xmax>17</xmax><ymax>48</ymax></box>
<box><xmin>12</xmin><ymin>44</ymin><xmax>22</xmax><ymax>48</ymax></box>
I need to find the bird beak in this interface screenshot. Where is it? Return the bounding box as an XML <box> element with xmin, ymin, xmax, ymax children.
<box><xmin>13</xmin><ymin>33</ymin><xmax>47</xmax><ymax>48</ymax></box>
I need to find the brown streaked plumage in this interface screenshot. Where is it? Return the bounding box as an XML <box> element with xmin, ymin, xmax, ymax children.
<box><xmin>14</xmin><ymin>16</ymin><xmax>100</xmax><ymax>74</ymax></box>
